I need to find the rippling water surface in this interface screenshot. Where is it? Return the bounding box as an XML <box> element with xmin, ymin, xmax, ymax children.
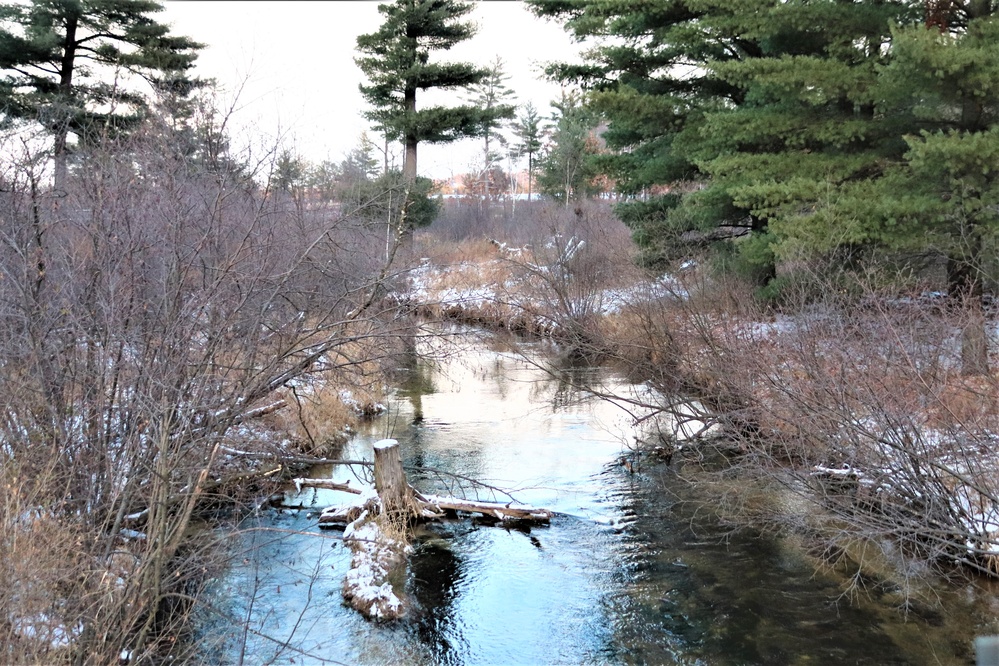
<box><xmin>205</xmin><ymin>338</ymin><xmax>989</xmax><ymax>665</ymax></box>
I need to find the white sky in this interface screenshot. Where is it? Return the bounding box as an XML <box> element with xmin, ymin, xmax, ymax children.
<box><xmin>160</xmin><ymin>1</ymin><xmax>583</xmax><ymax>181</ymax></box>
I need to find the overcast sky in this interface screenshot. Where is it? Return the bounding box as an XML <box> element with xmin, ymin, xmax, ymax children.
<box><xmin>160</xmin><ymin>1</ymin><xmax>583</xmax><ymax>181</ymax></box>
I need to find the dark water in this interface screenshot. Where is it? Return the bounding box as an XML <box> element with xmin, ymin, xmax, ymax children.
<box><xmin>204</xmin><ymin>339</ymin><xmax>992</xmax><ymax>665</ymax></box>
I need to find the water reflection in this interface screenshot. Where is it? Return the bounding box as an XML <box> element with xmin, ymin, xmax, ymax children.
<box><xmin>407</xmin><ymin>530</ymin><xmax>467</xmax><ymax>664</ymax></box>
<box><xmin>397</xmin><ymin>344</ymin><xmax>435</xmax><ymax>424</ymax></box>
<box><xmin>601</xmin><ymin>460</ymin><xmax>982</xmax><ymax>665</ymax></box>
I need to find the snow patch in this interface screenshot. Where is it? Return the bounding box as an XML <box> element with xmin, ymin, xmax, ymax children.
<box><xmin>341</xmin><ymin>512</ymin><xmax>412</xmax><ymax>621</ymax></box>
<box><xmin>372</xmin><ymin>438</ymin><xmax>397</xmax><ymax>451</ymax></box>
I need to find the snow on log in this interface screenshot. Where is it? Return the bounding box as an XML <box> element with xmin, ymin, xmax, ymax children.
<box><xmin>811</xmin><ymin>464</ymin><xmax>863</xmax><ymax>479</ymax></box>
<box><xmin>810</xmin><ymin>464</ymin><xmax>876</xmax><ymax>496</ymax></box>
<box><xmin>292</xmin><ymin>478</ymin><xmax>362</xmax><ymax>495</ymax></box>
<box><xmin>318</xmin><ymin>487</ymin><xmax>379</xmax><ymax>527</ymax></box>
<box><xmin>420</xmin><ymin>494</ymin><xmax>553</xmax><ymax>523</ymax></box>
<box><xmin>318</xmin><ymin>441</ymin><xmax>555</xmax><ymax>622</ymax></box>
<box><xmin>341</xmin><ymin>509</ymin><xmax>412</xmax><ymax>621</ymax></box>
<box><xmin>319</xmin><ymin>494</ymin><xmax>551</xmax><ymax>526</ymax></box>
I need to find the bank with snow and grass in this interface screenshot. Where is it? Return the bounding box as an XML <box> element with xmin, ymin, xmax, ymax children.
<box><xmin>396</xmin><ymin>233</ymin><xmax>999</xmax><ymax>589</ymax></box>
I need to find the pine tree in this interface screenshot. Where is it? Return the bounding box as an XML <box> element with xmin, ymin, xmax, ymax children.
<box><xmin>0</xmin><ymin>0</ymin><xmax>202</xmax><ymax>189</ymax></box>
<box><xmin>512</xmin><ymin>102</ymin><xmax>544</xmax><ymax>201</ymax></box>
<box><xmin>465</xmin><ymin>56</ymin><xmax>516</xmax><ymax>196</ymax></box>
<box><xmin>537</xmin><ymin>90</ymin><xmax>601</xmax><ymax>204</ymax></box>
<box><xmin>528</xmin><ymin>0</ymin><xmax>916</xmax><ymax>270</ymax></box>
<box><xmin>798</xmin><ymin>7</ymin><xmax>999</xmax><ymax>374</ymax></box>
<box><xmin>355</xmin><ymin>0</ymin><xmax>504</xmax><ymax>183</ymax></box>
<box><xmin>273</xmin><ymin>149</ymin><xmax>308</xmax><ymax>196</ymax></box>
<box><xmin>533</xmin><ymin>0</ymin><xmax>999</xmax><ymax>372</ymax></box>
<box><xmin>683</xmin><ymin>2</ymin><xmax>919</xmax><ymax>280</ymax></box>
<box><xmin>340</xmin><ymin>132</ymin><xmax>380</xmax><ymax>183</ymax></box>
<box><xmin>784</xmin><ymin>4</ymin><xmax>999</xmax><ymax>290</ymax></box>
<box><xmin>314</xmin><ymin>133</ymin><xmax>381</xmax><ymax>204</ymax></box>
<box><xmin>684</xmin><ymin>3</ymin><xmax>999</xmax><ymax>300</ymax></box>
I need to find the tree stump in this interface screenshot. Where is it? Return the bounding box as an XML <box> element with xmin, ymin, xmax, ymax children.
<box><xmin>373</xmin><ymin>439</ymin><xmax>416</xmax><ymax>523</ymax></box>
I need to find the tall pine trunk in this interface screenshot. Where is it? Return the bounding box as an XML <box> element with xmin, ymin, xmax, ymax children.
<box><xmin>403</xmin><ymin>87</ymin><xmax>417</xmax><ymax>183</ymax></box>
<box><xmin>54</xmin><ymin>15</ymin><xmax>78</xmax><ymax>192</ymax></box>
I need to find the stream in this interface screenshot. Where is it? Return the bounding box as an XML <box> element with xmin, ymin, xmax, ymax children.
<box><xmin>200</xmin><ymin>333</ymin><xmax>996</xmax><ymax>665</ymax></box>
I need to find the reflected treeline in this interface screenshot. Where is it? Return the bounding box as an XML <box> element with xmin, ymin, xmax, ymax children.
<box><xmin>396</xmin><ymin>330</ymin><xmax>436</xmax><ymax>423</ymax></box>
<box><xmin>404</xmin><ymin>426</ymin><xmax>488</xmax><ymax>500</ymax></box>
<box><xmin>602</xmin><ymin>464</ymin><xmax>980</xmax><ymax>664</ymax></box>
<box><xmin>533</xmin><ymin>360</ymin><xmax>605</xmax><ymax>411</ymax></box>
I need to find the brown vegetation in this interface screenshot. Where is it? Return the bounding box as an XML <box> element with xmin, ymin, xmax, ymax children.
<box><xmin>0</xmin><ymin>99</ymin><xmax>419</xmax><ymax>660</ymax></box>
<box><xmin>602</xmin><ymin>270</ymin><xmax>999</xmax><ymax>589</ymax></box>
<box><xmin>413</xmin><ymin>201</ymin><xmax>999</xmax><ymax>594</ymax></box>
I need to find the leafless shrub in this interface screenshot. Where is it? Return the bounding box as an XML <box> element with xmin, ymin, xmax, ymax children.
<box><xmin>431</xmin><ymin>197</ymin><xmax>552</xmax><ymax>244</ymax></box>
<box><xmin>0</xmin><ymin>93</ymin><xmax>419</xmax><ymax>660</ymax></box>
<box><xmin>489</xmin><ymin>201</ymin><xmax>639</xmax><ymax>355</ymax></box>
<box><xmin>603</xmin><ymin>260</ymin><xmax>999</xmax><ymax>594</ymax></box>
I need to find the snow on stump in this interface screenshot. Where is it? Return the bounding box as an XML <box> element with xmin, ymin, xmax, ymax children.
<box><xmin>323</xmin><ymin>439</ymin><xmax>554</xmax><ymax>620</ymax></box>
<box><xmin>341</xmin><ymin>439</ymin><xmax>416</xmax><ymax>621</ymax></box>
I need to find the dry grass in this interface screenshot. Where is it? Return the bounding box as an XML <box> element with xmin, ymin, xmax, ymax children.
<box><xmin>925</xmin><ymin>374</ymin><xmax>998</xmax><ymax>430</ymax></box>
<box><xmin>270</xmin><ymin>384</ymin><xmax>357</xmax><ymax>456</ymax></box>
<box><xmin>0</xmin><ymin>509</ymin><xmax>83</xmax><ymax>662</ymax></box>
<box><xmin>271</xmin><ymin>376</ymin><xmax>387</xmax><ymax>457</ymax></box>
<box><xmin>414</xmin><ymin>236</ymin><xmax>503</xmax><ymax>266</ymax></box>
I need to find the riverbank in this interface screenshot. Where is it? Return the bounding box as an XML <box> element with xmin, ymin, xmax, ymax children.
<box><xmin>404</xmin><ymin>224</ymin><xmax>999</xmax><ymax>609</ymax></box>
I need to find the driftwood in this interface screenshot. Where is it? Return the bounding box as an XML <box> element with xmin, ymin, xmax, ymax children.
<box><xmin>315</xmin><ymin>487</ymin><xmax>552</xmax><ymax>526</ymax></box>
<box><xmin>304</xmin><ymin>439</ymin><xmax>553</xmax><ymax>528</ymax></box>
<box><xmin>317</xmin><ymin>494</ymin><xmax>552</xmax><ymax>527</ymax></box>
<box><xmin>419</xmin><ymin>494</ymin><xmax>552</xmax><ymax>523</ymax></box>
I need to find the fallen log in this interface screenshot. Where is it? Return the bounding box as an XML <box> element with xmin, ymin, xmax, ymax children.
<box><xmin>313</xmin><ymin>438</ymin><xmax>555</xmax><ymax>622</ymax></box>
<box><xmin>316</xmin><ymin>488</ymin><xmax>552</xmax><ymax>526</ymax></box>
<box><xmin>420</xmin><ymin>494</ymin><xmax>552</xmax><ymax>523</ymax></box>
<box><xmin>319</xmin><ymin>501</ymin><xmax>444</xmax><ymax>526</ymax></box>
<box><xmin>313</xmin><ymin>440</ymin><xmax>553</xmax><ymax>528</ymax></box>
<box><xmin>341</xmin><ymin>505</ymin><xmax>411</xmax><ymax>621</ymax></box>
<box><xmin>292</xmin><ymin>478</ymin><xmax>362</xmax><ymax>495</ymax></box>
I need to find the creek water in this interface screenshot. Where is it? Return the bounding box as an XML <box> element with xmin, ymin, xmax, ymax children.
<box><xmin>203</xmin><ymin>334</ymin><xmax>994</xmax><ymax>665</ymax></box>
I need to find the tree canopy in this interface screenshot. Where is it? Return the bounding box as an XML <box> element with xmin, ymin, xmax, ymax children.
<box><xmin>533</xmin><ymin>0</ymin><xmax>999</xmax><ymax>375</ymax></box>
<box><xmin>531</xmin><ymin>0</ymin><xmax>927</xmax><ymax>267</ymax></box>
<box><xmin>355</xmin><ymin>0</ymin><xmax>507</xmax><ymax>183</ymax></box>
<box><xmin>0</xmin><ymin>0</ymin><xmax>202</xmax><ymax>187</ymax></box>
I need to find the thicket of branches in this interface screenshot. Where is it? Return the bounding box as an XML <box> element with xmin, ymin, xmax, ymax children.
<box><xmin>0</xmin><ymin>93</ymin><xmax>420</xmax><ymax>662</ymax></box>
<box><xmin>424</xmin><ymin>192</ymin><xmax>999</xmax><ymax>593</ymax></box>
<box><xmin>580</xmin><ymin>262</ymin><xmax>999</xmax><ymax>595</ymax></box>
